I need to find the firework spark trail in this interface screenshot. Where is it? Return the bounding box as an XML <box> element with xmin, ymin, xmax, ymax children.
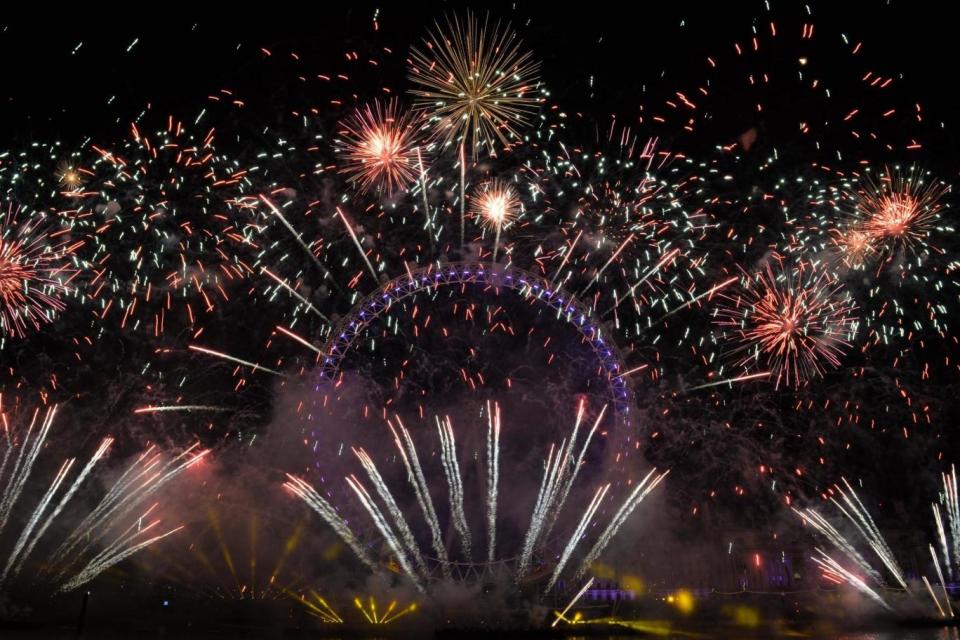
<box><xmin>188</xmin><ymin>344</ymin><xmax>285</xmax><ymax>377</ymax></box>
<box><xmin>459</xmin><ymin>144</ymin><xmax>466</xmax><ymax>246</ymax></box>
<box><xmin>933</xmin><ymin>503</ymin><xmax>950</xmax><ymax>579</ymax></box>
<box><xmin>534</xmin><ymin>410</ymin><xmax>587</xmax><ymax>547</ymax></box>
<box><xmin>293</xmin><ymin>407</ymin><xmax>663</xmax><ymax>592</ymax></box>
<box><xmin>415</xmin><ymin>147</ymin><xmax>433</xmax><ymax>238</ymax></box>
<box><xmin>0</xmin><ymin>458</ymin><xmax>74</xmax><ymax>584</ymax></box>
<box><xmin>275</xmin><ymin>325</ymin><xmax>324</xmax><ymax>356</ymax></box>
<box><xmin>812</xmin><ymin>548</ymin><xmax>892</xmax><ymax>611</ymax></box>
<box><xmin>654</xmin><ymin>276</ymin><xmax>738</xmax><ymax>324</ymax></box>
<box><xmin>284</xmin><ymin>474</ymin><xmax>376</xmax><ymax>571</ymax></box>
<box><xmin>937</xmin><ymin>465</ymin><xmax>960</xmax><ymax>578</ymax></box>
<box><xmin>258</xmin><ymin>195</ymin><xmax>335</xmax><ymax>285</ymax></box>
<box><xmin>335</xmin><ymin>207</ymin><xmax>379</xmax><ymax>282</ymax></box>
<box><xmin>345</xmin><ymin>475</ymin><xmax>424</xmax><ymax>592</ymax></box>
<box><xmin>96</xmin><ymin>446</ymin><xmax>207</xmax><ymax>530</ymax></box>
<box><xmin>0</xmin><ymin>406</ymin><xmax>196</xmax><ymax>592</ymax></box>
<box><xmin>922</xmin><ymin>575</ymin><xmax>947</xmax><ymax>618</ymax></box>
<box><xmin>389</xmin><ymin>417</ymin><xmax>450</xmax><ymax>579</ymax></box>
<box><xmin>947</xmin><ymin>467</ymin><xmax>959</xmax><ymax>557</ymax></box>
<box><xmin>929</xmin><ymin>544</ymin><xmax>954</xmax><ymax>618</ymax></box>
<box><xmin>60</xmin><ymin>522</ymin><xmax>185</xmax><ymax>592</ymax></box>
<box><xmin>517</xmin><ymin>441</ymin><xmax>564</xmax><ymax>580</ymax></box>
<box><xmin>261</xmin><ymin>267</ymin><xmax>331</xmax><ymax>322</ymax></box>
<box><xmin>544</xmin><ymin>483</ymin><xmax>610</xmax><ymax>594</ymax></box>
<box><xmin>2</xmin><ymin>438</ymin><xmax>112</xmax><ymax>583</ymax></box>
<box><xmin>793</xmin><ymin>507</ymin><xmax>882</xmax><ymax>584</ymax></box>
<box><xmin>604</xmin><ymin>247</ymin><xmax>681</xmax><ymax>317</ymax></box>
<box><xmin>50</xmin><ymin>444</ymin><xmax>208</xmax><ymax>568</ymax></box>
<box><xmin>0</xmin><ymin>423</ymin><xmax>12</xmax><ymax>497</ymax></box>
<box><xmin>521</xmin><ymin>404</ymin><xmax>609</xmax><ymax>572</ymax></box>
<box><xmin>352</xmin><ymin>447</ymin><xmax>427</xmax><ymax>577</ymax></box>
<box><xmin>485</xmin><ymin>401</ymin><xmax>500</xmax><ymax>563</ymax></box>
<box><xmin>686</xmin><ymin>371</ymin><xmax>772</xmax><ymax>391</ymax></box>
<box><xmin>134</xmin><ymin>406</ymin><xmax>230</xmax><ymax>414</ymax></box>
<box><xmin>549</xmin><ymin>230</ymin><xmax>582</xmax><ymax>285</ymax></box>
<box><xmin>578</xmin><ymin>234</ymin><xmax>635</xmax><ymax>297</ymax></box>
<box><xmin>437</xmin><ymin>417</ymin><xmax>471</xmax><ymax>561</ymax></box>
<box><xmin>0</xmin><ymin>407</ymin><xmax>57</xmax><ymax>534</ymax></box>
<box><xmin>551</xmin><ymin>577</ymin><xmax>595</xmax><ymax>628</ymax></box>
<box><xmin>48</xmin><ymin>448</ymin><xmax>162</xmax><ymax>563</ymax></box>
<box><xmin>573</xmin><ymin>469</ymin><xmax>669</xmax><ymax>582</ymax></box>
<box><xmin>68</xmin><ymin>509</ymin><xmax>162</xmax><ymax>577</ymax></box>
<box><xmin>832</xmin><ymin>478</ymin><xmax>907</xmax><ymax>589</ymax></box>
<box><xmin>53</xmin><ymin>447</ymin><xmax>163</xmax><ymax>551</ymax></box>
<box><xmin>542</xmin><ymin>404</ymin><xmax>606</xmax><ymax>543</ymax></box>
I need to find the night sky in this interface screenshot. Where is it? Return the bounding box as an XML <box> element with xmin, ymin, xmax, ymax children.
<box><xmin>2</xmin><ymin>1</ymin><xmax>960</xmax><ymax>632</ymax></box>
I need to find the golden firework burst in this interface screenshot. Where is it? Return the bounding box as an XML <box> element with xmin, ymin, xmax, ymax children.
<box><xmin>408</xmin><ymin>13</ymin><xmax>542</xmax><ymax>157</ymax></box>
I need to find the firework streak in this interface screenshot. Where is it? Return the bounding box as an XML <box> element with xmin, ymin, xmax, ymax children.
<box><xmin>0</xmin><ymin>406</ymin><xmax>206</xmax><ymax>592</ymax></box>
<box><xmin>286</xmin><ymin>405</ymin><xmax>664</xmax><ymax>592</ymax></box>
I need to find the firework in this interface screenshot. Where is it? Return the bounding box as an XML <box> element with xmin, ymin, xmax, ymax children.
<box><xmin>65</xmin><ymin>118</ymin><xmax>257</xmax><ymax>335</ymax></box>
<box><xmin>485</xmin><ymin>400</ymin><xmax>500</xmax><ymax>564</ymax></box>
<box><xmin>794</xmin><ymin>476</ymin><xmax>960</xmax><ymax>615</ymax></box>
<box><xmin>811</xmin><ymin>548</ymin><xmax>892</xmax><ymax>611</ymax></box>
<box><xmin>932</xmin><ymin>464</ymin><xmax>959</xmax><ymax>580</ymax></box>
<box><xmin>713</xmin><ymin>258</ymin><xmax>858</xmax><ymax>388</ymax></box>
<box><xmin>437</xmin><ymin>416</ymin><xmax>471</xmax><ymax>560</ymax></box>
<box><xmin>286</xmin><ymin>404</ymin><xmax>665</xmax><ymax>593</ymax></box>
<box><xmin>408</xmin><ymin>12</ymin><xmax>542</xmax><ymax>156</ymax></box>
<box><xmin>471</xmin><ymin>179</ymin><xmax>519</xmax><ymax>260</ymax></box>
<box><xmin>283</xmin><ymin>474</ymin><xmax>376</xmax><ymax>573</ymax></box>
<box><xmin>551</xmin><ymin>577</ymin><xmax>594</xmax><ymax>627</ymax></box>
<box><xmin>3</xmin><ymin>8</ymin><xmax>956</xmax><ymax>627</ymax></box>
<box><xmin>336</xmin><ymin>99</ymin><xmax>424</xmax><ymax>195</ymax></box>
<box><xmin>0</xmin><ymin>205</ymin><xmax>75</xmax><ymax>339</ymax></box>
<box><xmin>828</xmin><ymin>227</ymin><xmax>877</xmax><ymax>271</ymax></box>
<box><xmin>851</xmin><ymin>167</ymin><xmax>949</xmax><ymax>268</ymax></box>
<box><xmin>0</xmin><ymin>405</ymin><xmax>206</xmax><ymax>592</ymax></box>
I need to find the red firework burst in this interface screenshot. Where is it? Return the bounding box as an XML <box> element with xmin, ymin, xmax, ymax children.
<box><xmin>0</xmin><ymin>205</ymin><xmax>75</xmax><ymax>338</ymax></box>
<box><xmin>851</xmin><ymin>167</ymin><xmax>949</xmax><ymax>267</ymax></box>
<box><xmin>336</xmin><ymin>99</ymin><xmax>423</xmax><ymax>195</ymax></box>
<box><xmin>828</xmin><ymin>227</ymin><xmax>876</xmax><ymax>271</ymax></box>
<box><xmin>714</xmin><ymin>259</ymin><xmax>858</xmax><ymax>389</ymax></box>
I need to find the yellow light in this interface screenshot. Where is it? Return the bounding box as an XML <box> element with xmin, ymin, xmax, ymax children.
<box><xmin>672</xmin><ymin>589</ymin><xmax>695</xmax><ymax>615</ymax></box>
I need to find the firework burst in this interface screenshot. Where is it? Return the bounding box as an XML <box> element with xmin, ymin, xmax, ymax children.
<box><xmin>0</xmin><ymin>205</ymin><xmax>75</xmax><ymax>339</ymax></box>
<box><xmin>713</xmin><ymin>259</ymin><xmax>858</xmax><ymax>389</ymax></box>
<box><xmin>472</xmin><ymin>180</ymin><xmax>519</xmax><ymax>230</ymax></box>
<box><xmin>408</xmin><ymin>12</ymin><xmax>542</xmax><ymax>157</ymax></box>
<box><xmin>847</xmin><ymin>167</ymin><xmax>949</xmax><ymax>270</ymax></box>
<box><xmin>471</xmin><ymin>179</ymin><xmax>519</xmax><ymax>260</ymax></box>
<box><xmin>336</xmin><ymin>99</ymin><xmax>424</xmax><ymax>195</ymax></box>
<box><xmin>828</xmin><ymin>227</ymin><xmax>877</xmax><ymax>271</ymax></box>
